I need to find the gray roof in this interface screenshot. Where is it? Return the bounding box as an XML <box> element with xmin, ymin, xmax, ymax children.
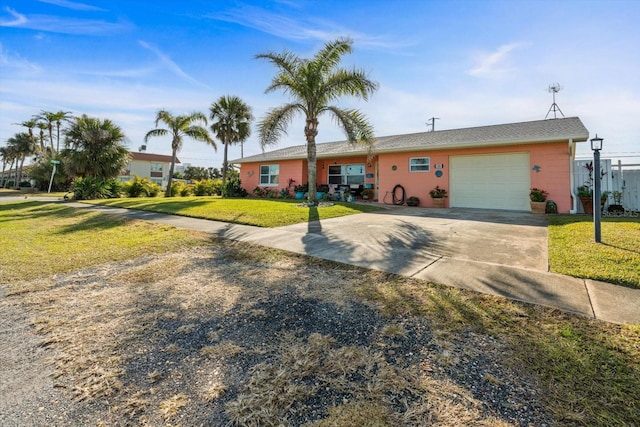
<box><xmin>232</xmin><ymin>117</ymin><xmax>589</xmax><ymax>164</ymax></box>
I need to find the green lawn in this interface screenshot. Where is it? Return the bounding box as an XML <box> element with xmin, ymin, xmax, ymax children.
<box><xmin>0</xmin><ymin>201</ymin><xmax>210</xmax><ymax>287</ymax></box>
<box><xmin>83</xmin><ymin>196</ymin><xmax>381</xmax><ymax>227</ymax></box>
<box><xmin>548</xmin><ymin>215</ymin><xmax>640</xmax><ymax>289</ymax></box>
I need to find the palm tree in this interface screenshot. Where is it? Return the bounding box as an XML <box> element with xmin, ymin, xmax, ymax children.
<box><xmin>7</xmin><ymin>132</ymin><xmax>38</xmax><ymax>187</ymax></box>
<box><xmin>209</xmin><ymin>95</ymin><xmax>253</xmax><ymax>196</ymax></box>
<box><xmin>61</xmin><ymin>114</ymin><xmax>130</xmax><ymax>179</ymax></box>
<box><xmin>256</xmin><ymin>37</ymin><xmax>378</xmax><ymax>201</ymax></box>
<box><xmin>36</xmin><ymin>121</ymin><xmax>50</xmax><ymax>154</ymax></box>
<box><xmin>0</xmin><ymin>146</ymin><xmax>17</xmax><ymax>188</ymax></box>
<box><xmin>52</xmin><ymin>110</ymin><xmax>73</xmax><ymax>151</ymax></box>
<box><xmin>145</xmin><ymin>110</ymin><xmax>214</xmax><ymax>197</ymax></box>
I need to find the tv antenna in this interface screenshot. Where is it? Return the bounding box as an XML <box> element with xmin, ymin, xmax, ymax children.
<box><xmin>545</xmin><ymin>83</ymin><xmax>565</xmax><ymax>119</ymax></box>
<box><xmin>426</xmin><ymin>117</ymin><xmax>440</xmax><ymax>132</ymax></box>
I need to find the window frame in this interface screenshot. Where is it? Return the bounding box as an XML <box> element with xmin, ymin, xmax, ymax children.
<box><xmin>409</xmin><ymin>157</ymin><xmax>430</xmax><ymax>172</ymax></box>
<box><xmin>327</xmin><ymin>163</ymin><xmax>365</xmax><ymax>185</ymax></box>
<box><xmin>259</xmin><ymin>164</ymin><xmax>280</xmax><ymax>186</ymax></box>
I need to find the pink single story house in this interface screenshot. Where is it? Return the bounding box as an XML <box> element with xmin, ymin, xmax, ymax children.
<box><xmin>232</xmin><ymin>117</ymin><xmax>589</xmax><ymax>213</ymax></box>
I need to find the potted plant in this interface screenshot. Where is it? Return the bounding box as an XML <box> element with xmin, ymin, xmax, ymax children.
<box><xmin>529</xmin><ymin>187</ymin><xmax>548</xmax><ymax>213</ymax></box>
<box><xmin>361</xmin><ymin>188</ymin><xmax>373</xmax><ymax>200</ymax></box>
<box><xmin>317</xmin><ymin>184</ymin><xmax>329</xmax><ymax>200</ymax></box>
<box><xmin>294</xmin><ymin>184</ymin><xmax>307</xmax><ymax>200</ymax></box>
<box><xmin>407</xmin><ymin>196</ymin><xmax>420</xmax><ymax>207</ymax></box>
<box><xmin>429</xmin><ymin>185</ymin><xmax>448</xmax><ymax>208</ymax></box>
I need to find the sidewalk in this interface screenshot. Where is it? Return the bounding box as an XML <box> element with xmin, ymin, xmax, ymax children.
<box><xmin>62</xmin><ymin>202</ymin><xmax>640</xmax><ymax>325</ymax></box>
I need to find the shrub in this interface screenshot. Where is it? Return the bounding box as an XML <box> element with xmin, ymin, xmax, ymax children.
<box><xmin>222</xmin><ymin>175</ymin><xmax>247</xmax><ymax>198</ymax></box>
<box><xmin>253</xmin><ymin>187</ymin><xmax>267</xmax><ymax>197</ymax></box>
<box><xmin>171</xmin><ymin>181</ymin><xmax>193</xmax><ymax>197</ymax></box>
<box><xmin>193</xmin><ymin>179</ymin><xmax>219</xmax><ymax>196</ymax></box>
<box><xmin>122</xmin><ymin>176</ymin><xmax>160</xmax><ymax>198</ymax></box>
<box><xmin>72</xmin><ymin>177</ymin><xmax>122</xmax><ymax>200</ymax></box>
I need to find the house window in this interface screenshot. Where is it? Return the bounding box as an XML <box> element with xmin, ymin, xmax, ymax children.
<box><xmin>328</xmin><ymin>164</ymin><xmax>365</xmax><ymax>185</ymax></box>
<box><xmin>260</xmin><ymin>164</ymin><xmax>279</xmax><ymax>186</ymax></box>
<box><xmin>150</xmin><ymin>162</ymin><xmax>163</xmax><ymax>172</ymax></box>
<box><xmin>409</xmin><ymin>157</ymin><xmax>430</xmax><ymax>172</ymax></box>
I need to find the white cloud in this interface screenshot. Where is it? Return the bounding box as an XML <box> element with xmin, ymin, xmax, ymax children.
<box><xmin>208</xmin><ymin>6</ymin><xmax>415</xmax><ymax>51</ymax></box>
<box><xmin>138</xmin><ymin>41</ymin><xmax>211</xmax><ymax>90</ymax></box>
<box><xmin>37</xmin><ymin>0</ymin><xmax>107</xmax><ymax>12</ymax></box>
<box><xmin>0</xmin><ymin>7</ymin><xmax>27</xmax><ymax>26</ymax></box>
<box><xmin>467</xmin><ymin>42</ymin><xmax>529</xmax><ymax>77</ymax></box>
<box><xmin>0</xmin><ymin>6</ymin><xmax>131</xmax><ymax>35</ymax></box>
<box><xmin>0</xmin><ymin>42</ymin><xmax>42</xmax><ymax>74</ymax></box>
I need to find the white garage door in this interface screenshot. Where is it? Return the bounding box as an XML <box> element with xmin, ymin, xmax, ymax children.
<box><xmin>450</xmin><ymin>153</ymin><xmax>530</xmax><ymax>211</ymax></box>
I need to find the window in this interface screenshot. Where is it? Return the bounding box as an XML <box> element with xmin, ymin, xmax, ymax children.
<box><xmin>328</xmin><ymin>164</ymin><xmax>365</xmax><ymax>185</ymax></box>
<box><xmin>410</xmin><ymin>157</ymin><xmax>430</xmax><ymax>172</ymax></box>
<box><xmin>260</xmin><ymin>164</ymin><xmax>279</xmax><ymax>186</ymax></box>
<box><xmin>150</xmin><ymin>162</ymin><xmax>163</xmax><ymax>172</ymax></box>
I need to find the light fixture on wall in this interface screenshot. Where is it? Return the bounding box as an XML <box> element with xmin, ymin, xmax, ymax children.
<box><xmin>247</xmin><ymin>171</ymin><xmax>254</xmax><ymax>177</ymax></box>
<box><xmin>590</xmin><ymin>134</ymin><xmax>603</xmax><ymax>243</ymax></box>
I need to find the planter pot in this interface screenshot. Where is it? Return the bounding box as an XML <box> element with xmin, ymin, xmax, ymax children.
<box><xmin>530</xmin><ymin>201</ymin><xmax>546</xmax><ymax>214</ymax></box>
<box><xmin>579</xmin><ymin>197</ymin><xmax>593</xmax><ymax>214</ymax></box>
<box><xmin>579</xmin><ymin>196</ymin><xmax>606</xmax><ymax>215</ymax></box>
<box><xmin>407</xmin><ymin>199</ymin><xmax>420</xmax><ymax>207</ymax></box>
<box><xmin>432</xmin><ymin>198</ymin><xmax>445</xmax><ymax>208</ymax></box>
<box><xmin>295</xmin><ymin>192</ymin><xmax>304</xmax><ymax>200</ymax></box>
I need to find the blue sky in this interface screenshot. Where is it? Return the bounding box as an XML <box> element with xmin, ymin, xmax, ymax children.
<box><xmin>1</xmin><ymin>0</ymin><xmax>639</xmax><ymax>168</ymax></box>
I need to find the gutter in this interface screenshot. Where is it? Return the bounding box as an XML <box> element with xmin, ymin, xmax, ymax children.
<box><xmin>569</xmin><ymin>138</ymin><xmax>578</xmax><ymax>214</ymax></box>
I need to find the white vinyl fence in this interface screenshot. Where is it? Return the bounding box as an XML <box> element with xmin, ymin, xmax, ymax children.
<box><xmin>574</xmin><ymin>159</ymin><xmax>640</xmax><ymax>213</ymax></box>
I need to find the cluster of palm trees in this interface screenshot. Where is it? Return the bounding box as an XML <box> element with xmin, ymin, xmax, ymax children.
<box><xmin>1</xmin><ymin>110</ymin><xmax>72</xmax><ymax>188</ymax></box>
<box><xmin>146</xmin><ymin>37</ymin><xmax>377</xmax><ymax>201</ymax></box>
<box><xmin>2</xmin><ymin>37</ymin><xmax>377</xmax><ymax>200</ymax></box>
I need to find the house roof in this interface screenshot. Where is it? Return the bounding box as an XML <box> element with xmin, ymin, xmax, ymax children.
<box><xmin>232</xmin><ymin>117</ymin><xmax>589</xmax><ymax>164</ymax></box>
<box><xmin>130</xmin><ymin>152</ymin><xmax>179</xmax><ymax>163</ymax></box>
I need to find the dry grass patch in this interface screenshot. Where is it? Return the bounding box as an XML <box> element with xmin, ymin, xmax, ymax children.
<box><xmin>200</xmin><ymin>341</ymin><xmax>245</xmax><ymax>358</ymax></box>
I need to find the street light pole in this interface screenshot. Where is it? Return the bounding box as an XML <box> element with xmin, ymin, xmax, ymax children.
<box><xmin>591</xmin><ymin>135</ymin><xmax>603</xmax><ymax>243</ymax></box>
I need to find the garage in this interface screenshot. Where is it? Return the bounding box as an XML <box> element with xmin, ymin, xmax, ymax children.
<box><xmin>450</xmin><ymin>153</ymin><xmax>530</xmax><ymax>211</ymax></box>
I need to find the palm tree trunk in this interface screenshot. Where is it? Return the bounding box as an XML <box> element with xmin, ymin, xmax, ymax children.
<box><xmin>16</xmin><ymin>156</ymin><xmax>25</xmax><ymax>187</ymax></box>
<box><xmin>6</xmin><ymin>159</ymin><xmax>16</xmax><ymax>188</ymax></box>
<box><xmin>222</xmin><ymin>142</ymin><xmax>229</xmax><ymax>197</ymax></box>
<box><xmin>48</xmin><ymin>125</ymin><xmax>55</xmax><ymax>154</ymax></box>
<box><xmin>165</xmin><ymin>148</ymin><xmax>177</xmax><ymax>197</ymax></box>
<box><xmin>305</xmin><ymin>118</ymin><xmax>319</xmax><ymax>201</ymax></box>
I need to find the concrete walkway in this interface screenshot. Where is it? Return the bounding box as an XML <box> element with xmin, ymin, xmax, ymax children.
<box><xmin>21</xmin><ymin>198</ymin><xmax>640</xmax><ymax>325</ymax></box>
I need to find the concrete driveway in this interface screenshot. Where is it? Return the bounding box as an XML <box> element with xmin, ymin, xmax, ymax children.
<box><xmin>277</xmin><ymin>206</ymin><xmax>549</xmax><ymax>275</ymax></box>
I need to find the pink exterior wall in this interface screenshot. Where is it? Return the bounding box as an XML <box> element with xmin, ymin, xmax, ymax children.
<box><xmin>239</xmin><ymin>141</ymin><xmax>573</xmax><ymax>212</ymax></box>
<box><xmin>240</xmin><ymin>159</ymin><xmax>306</xmax><ymax>192</ymax></box>
<box><xmin>377</xmin><ymin>141</ymin><xmax>572</xmax><ymax>212</ymax></box>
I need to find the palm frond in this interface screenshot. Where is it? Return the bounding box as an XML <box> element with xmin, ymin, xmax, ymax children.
<box><xmin>257</xmin><ymin>104</ymin><xmax>300</xmax><ymax>149</ymax></box>
<box><xmin>144</xmin><ymin>128</ymin><xmax>168</xmax><ymax>142</ymax></box>
<box><xmin>326</xmin><ymin>107</ymin><xmax>375</xmax><ymax>146</ymax></box>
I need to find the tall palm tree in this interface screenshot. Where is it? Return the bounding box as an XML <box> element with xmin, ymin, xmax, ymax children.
<box><xmin>7</xmin><ymin>132</ymin><xmax>37</xmax><ymax>187</ymax></box>
<box><xmin>36</xmin><ymin>121</ymin><xmax>50</xmax><ymax>154</ymax></box>
<box><xmin>145</xmin><ymin>110</ymin><xmax>214</xmax><ymax>197</ymax></box>
<box><xmin>209</xmin><ymin>95</ymin><xmax>253</xmax><ymax>196</ymax></box>
<box><xmin>52</xmin><ymin>110</ymin><xmax>73</xmax><ymax>151</ymax></box>
<box><xmin>61</xmin><ymin>114</ymin><xmax>130</xmax><ymax>179</ymax></box>
<box><xmin>256</xmin><ymin>37</ymin><xmax>378</xmax><ymax>201</ymax></box>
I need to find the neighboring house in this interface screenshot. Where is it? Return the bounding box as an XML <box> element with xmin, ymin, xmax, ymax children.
<box><xmin>120</xmin><ymin>151</ymin><xmax>178</xmax><ymax>189</ymax></box>
<box><xmin>232</xmin><ymin>117</ymin><xmax>590</xmax><ymax>213</ymax></box>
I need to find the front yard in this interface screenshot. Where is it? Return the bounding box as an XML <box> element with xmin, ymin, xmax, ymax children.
<box><xmin>1</xmin><ymin>201</ymin><xmax>638</xmax><ymax>426</ymax></box>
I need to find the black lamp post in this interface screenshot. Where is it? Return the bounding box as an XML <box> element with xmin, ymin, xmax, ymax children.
<box><xmin>591</xmin><ymin>134</ymin><xmax>603</xmax><ymax>243</ymax></box>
